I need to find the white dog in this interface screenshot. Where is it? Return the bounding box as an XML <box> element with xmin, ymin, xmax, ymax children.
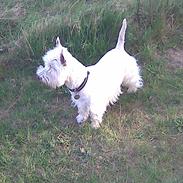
<box><xmin>36</xmin><ymin>19</ymin><xmax>143</xmax><ymax>128</ymax></box>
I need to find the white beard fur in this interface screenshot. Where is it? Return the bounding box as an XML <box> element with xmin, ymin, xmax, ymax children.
<box><xmin>36</xmin><ymin>19</ymin><xmax>143</xmax><ymax>129</ymax></box>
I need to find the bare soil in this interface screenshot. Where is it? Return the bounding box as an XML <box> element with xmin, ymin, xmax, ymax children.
<box><xmin>165</xmin><ymin>48</ymin><xmax>183</xmax><ymax>69</ymax></box>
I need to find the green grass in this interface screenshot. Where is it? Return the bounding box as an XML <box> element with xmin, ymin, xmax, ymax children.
<box><xmin>0</xmin><ymin>0</ymin><xmax>183</xmax><ymax>182</ymax></box>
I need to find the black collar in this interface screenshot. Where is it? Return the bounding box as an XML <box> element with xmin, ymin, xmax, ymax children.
<box><xmin>68</xmin><ymin>71</ymin><xmax>90</xmax><ymax>93</ymax></box>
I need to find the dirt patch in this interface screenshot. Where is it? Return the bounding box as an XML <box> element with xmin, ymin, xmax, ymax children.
<box><xmin>165</xmin><ymin>48</ymin><xmax>183</xmax><ymax>69</ymax></box>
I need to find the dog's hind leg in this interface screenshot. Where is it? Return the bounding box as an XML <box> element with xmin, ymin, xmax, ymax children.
<box><xmin>126</xmin><ymin>73</ymin><xmax>143</xmax><ymax>93</ymax></box>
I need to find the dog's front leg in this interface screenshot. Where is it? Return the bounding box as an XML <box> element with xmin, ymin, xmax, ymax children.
<box><xmin>76</xmin><ymin>103</ymin><xmax>89</xmax><ymax>124</ymax></box>
<box><xmin>90</xmin><ymin>104</ymin><xmax>106</xmax><ymax>129</ymax></box>
<box><xmin>90</xmin><ymin>113</ymin><xmax>102</xmax><ymax>129</ymax></box>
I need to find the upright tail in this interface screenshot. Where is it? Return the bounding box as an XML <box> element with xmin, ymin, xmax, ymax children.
<box><xmin>115</xmin><ymin>18</ymin><xmax>127</xmax><ymax>50</ymax></box>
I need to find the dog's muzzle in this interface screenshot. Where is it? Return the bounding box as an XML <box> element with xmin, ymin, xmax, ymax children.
<box><xmin>36</xmin><ymin>65</ymin><xmax>45</xmax><ymax>81</ymax></box>
<box><xmin>37</xmin><ymin>75</ymin><xmax>42</xmax><ymax>81</ymax></box>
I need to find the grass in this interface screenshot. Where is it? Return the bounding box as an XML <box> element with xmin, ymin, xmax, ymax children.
<box><xmin>0</xmin><ymin>0</ymin><xmax>183</xmax><ymax>182</ymax></box>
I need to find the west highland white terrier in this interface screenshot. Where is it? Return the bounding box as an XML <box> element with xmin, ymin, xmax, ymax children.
<box><xmin>36</xmin><ymin>19</ymin><xmax>143</xmax><ymax>128</ymax></box>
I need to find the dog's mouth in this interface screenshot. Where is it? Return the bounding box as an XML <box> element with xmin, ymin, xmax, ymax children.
<box><xmin>36</xmin><ymin>65</ymin><xmax>49</xmax><ymax>83</ymax></box>
<box><xmin>37</xmin><ymin>74</ymin><xmax>49</xmax><ymax>83</ymax></box>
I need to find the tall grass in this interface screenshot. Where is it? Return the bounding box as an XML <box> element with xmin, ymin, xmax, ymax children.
<box><xmin>3</xmin><ymin>0</ymin><xmax>180</xmax><ymax>66</ymax></box>
<box><xmin>16</xmin><ymin>4</ymin><xmax>126</xmax><ymax>64</ymax></box>
<box><xmin>1</xmin><ymin>0</ymin><xmax>183</xmax><ymax>64</ymax></box>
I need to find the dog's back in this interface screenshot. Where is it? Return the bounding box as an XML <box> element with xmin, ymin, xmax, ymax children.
<box><xmin>86</xmin><ymin>18</ymin><xmax>142</xmax><ymax>103</ymax></box>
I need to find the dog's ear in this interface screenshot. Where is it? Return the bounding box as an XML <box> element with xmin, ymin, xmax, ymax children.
<box><xmin>60</xmin><ymin>51</ymin><xmax>66</xmax><ymax>66</ymax></box>
<box><xmin>56</xmin><ymin>37</ymin><xmax>62</xmax><ymax>47</ymax></box>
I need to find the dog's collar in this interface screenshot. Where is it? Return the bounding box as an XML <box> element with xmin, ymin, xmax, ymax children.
<box><xmin>68</xmin><ymin>71</ymin><xmax>90</xmax><ymax>93</ymax></box>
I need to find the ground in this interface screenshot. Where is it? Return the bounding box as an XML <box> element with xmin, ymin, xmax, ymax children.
<box><xmin>0</xmin><ymin>0</ymin><xmax>183</xmax><ymax>182</ymax></box>
<box><xmin>165</xmin><ymin>48</ymin><xmax>183</xmax><ymax>69</ymax></box>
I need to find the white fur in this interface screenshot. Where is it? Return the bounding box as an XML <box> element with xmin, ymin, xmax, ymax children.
<box><xmin>36</xmin><ymin>19</ymin><xmax>143</xmax><ymax>128</ymax></box>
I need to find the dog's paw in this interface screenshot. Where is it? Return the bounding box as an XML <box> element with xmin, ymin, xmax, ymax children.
<box><xmin>76</xmin><ymin>114</ymin><xmax>85</xmax><ymax>124</ymax></box>
<box><xmin>91</xmin><ymin>122</ymin><xmax>101</xmax><ymax>129</ymax></box>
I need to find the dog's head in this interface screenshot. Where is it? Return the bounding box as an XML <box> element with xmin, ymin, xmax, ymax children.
<box><xmin>36</xmin><ymin>37</ymin><xmax>69</xmax><ymax>89</ymax></box>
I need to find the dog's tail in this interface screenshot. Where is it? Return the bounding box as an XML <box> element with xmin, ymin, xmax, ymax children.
<box><xmin>115</xmin><ymin>18</ymin><xmax>127</xmax><ymax>50</ymax></box>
